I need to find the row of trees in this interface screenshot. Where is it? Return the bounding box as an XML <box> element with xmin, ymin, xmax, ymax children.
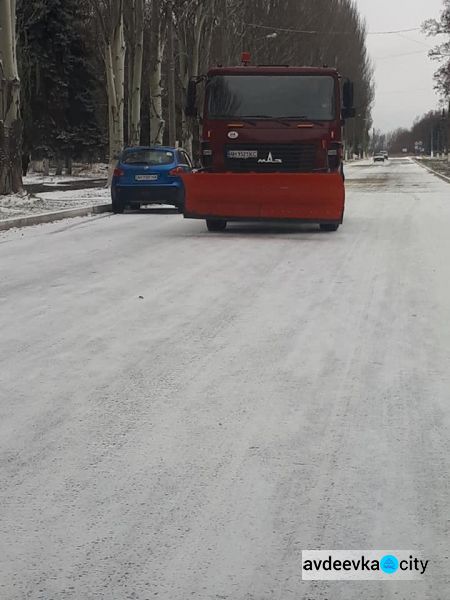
<box><xmin>385</xmin><ymin>109</ymin><xmax>450</xmax><ymax>156</ymax></box>
<box><xmin>1</xmin><ymin>0</ymin><xmax>374</xmax><ymax>194</ymax></box>
<box><xmin>376</xmin><ymin>1</ymin><xmax>450</xmax><ymax>157</ymax></box>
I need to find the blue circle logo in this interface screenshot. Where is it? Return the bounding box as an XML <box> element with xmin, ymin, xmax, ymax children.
<box><xmin>380</xmin><ymin>555</ymin><xmax>399</xmax><ymax>574</ymax></box>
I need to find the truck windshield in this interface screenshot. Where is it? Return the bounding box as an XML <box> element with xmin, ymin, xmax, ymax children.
<box><xmin>207</xmin><ymin>75</ymin><xmax>336</xmax><ymax>121</ymax></box>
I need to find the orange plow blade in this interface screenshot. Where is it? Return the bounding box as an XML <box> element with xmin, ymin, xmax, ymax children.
<box><xmin>181</xmin><ymin>172</ymin><xmax>345</xmax><ymax>222</ymax></box>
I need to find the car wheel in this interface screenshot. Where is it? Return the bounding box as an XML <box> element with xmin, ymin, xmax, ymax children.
<box><xmin>320</xmin><ymin>223</ymin><xmax>339</xmax><ymax>232</ymax></box>
<box><xmin>112</xmin><ymin>195</ymin><xmax>125</xmax><ymax>214</ymax></box>
<box><xmin>206</xmin><ymin>219</ymin><xmax>227</xmax><ymax>232</ymax></box>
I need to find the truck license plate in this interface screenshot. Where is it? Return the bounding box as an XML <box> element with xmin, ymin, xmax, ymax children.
<box><xmin>227</xmin><ymin>150</ymin><xmax>258</xmax><ymax>159</ymax></box>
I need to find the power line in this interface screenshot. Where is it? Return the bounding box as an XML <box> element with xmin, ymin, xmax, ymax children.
<box><xmin>375</xmin><ymin>50</ymin><xmax>427</xmax><ymax>61</ymax></box>
<box><xmin>247</xmin><ymin>23</ymin><xmax>422</xmax><ymax>36</ymax></box>
<box><xmin>370</xmin><ymin>28</ymin><xmax>422</xmax><ymax>35</ymax></box>
<box><xmin>395</xmin><ymin>32</ymin><xmax>435</xmax><ymax>49</ymax></box>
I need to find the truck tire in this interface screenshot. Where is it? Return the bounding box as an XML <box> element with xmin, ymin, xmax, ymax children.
<box><xmin>320</xmin><ymin>223</ymin><xmax>339</xmax><ymax>232</ymax></box>
<box><xmin>206</xmin><ymin>219</ymin><xmax>227</xmax><ymax>232</ymax></box>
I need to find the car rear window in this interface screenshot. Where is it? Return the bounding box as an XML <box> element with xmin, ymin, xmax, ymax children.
<box><xmin>122</xmin><ymin>149</ymin><xmax>174</xmax><ymax>165</ymax></box>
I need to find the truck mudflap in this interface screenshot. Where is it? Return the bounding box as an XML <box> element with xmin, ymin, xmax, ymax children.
<box><xmin>181</xmin><ymin>172</ymin><xmax>345</xmax><ymax>222</ymax></box>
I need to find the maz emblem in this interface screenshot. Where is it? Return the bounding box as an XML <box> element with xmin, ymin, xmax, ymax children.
<box><xmin>258</xmin><ymin>152</ymin><xmax>282</xmax><ymax>164</ymax></box>
<box><xmin>228</xmin><ymin>131</ymin><xmax>239</xmax><ymax>139</ymax></box>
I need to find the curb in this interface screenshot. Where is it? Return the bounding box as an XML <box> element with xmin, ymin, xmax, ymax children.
<box><xmin>0</xmin><ymin>204</ymin><xmax>112</xmax><ymax>232</ymax></box>
<box><xmin>415</xmin><ymin>159</ymin><xmax>450</xmax><ymax>184</ymax></box>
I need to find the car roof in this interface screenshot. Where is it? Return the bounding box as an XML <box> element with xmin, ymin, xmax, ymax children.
<box><xmin>122</xmin><ymin>146</ymin><xmax>188</xmax><ymax>153</ymax></box>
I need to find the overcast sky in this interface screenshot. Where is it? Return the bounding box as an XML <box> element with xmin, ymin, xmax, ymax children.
<box><xmin>354</xmin><ymin>0</ymin><xmax>446</xmax><ymax>132</ymax></box>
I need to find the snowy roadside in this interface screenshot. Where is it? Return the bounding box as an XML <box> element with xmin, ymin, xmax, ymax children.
<box><xmin>0</xmin><ymin>187</ymin><xmax>111</xmax><ymax>221</ymax></box>
<box><xmin>416</xmin><ymin>158</ymin><xmax>450</xmax><ymax>182</ymax></box>
<box><xmin>23</xmin><ymin>164</ymin><xmax>108</xmax><ymax>185</ymax></box>
<box><xmin>23</xmin><ymin>174</ymin><xmax>103</xmax><ymax>186</ymax></box>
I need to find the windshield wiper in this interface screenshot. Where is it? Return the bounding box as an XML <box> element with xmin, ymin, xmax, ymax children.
<box><xmin>242</xmin><ymin>115</ymin><xmax>291</xmax><ymax>127</ymax></box>
<box><xmin>284</xmin><ymin>116</ymin><xmax>327</xmax><ymax>125</ymax></box>
<box><xmin>210</xmin><ymin>115</ymin><xmax>257</xmax><ymax>126</ymax></box>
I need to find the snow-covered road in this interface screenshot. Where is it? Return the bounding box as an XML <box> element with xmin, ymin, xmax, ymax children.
<box><xmin>1</xmin><ymin>158</ymin><xmax>449</xmax><ymax>599</ymax></box>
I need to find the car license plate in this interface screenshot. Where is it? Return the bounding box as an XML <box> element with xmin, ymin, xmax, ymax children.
<box><xmin>135</xmin><ymin>174</ymin><xmax>158</xmax><ymax>181</ymax></box>
<box><xmin>227</xmin><ymin>150</ymin><xmax>258</xmax><ymax>159</ymax></box>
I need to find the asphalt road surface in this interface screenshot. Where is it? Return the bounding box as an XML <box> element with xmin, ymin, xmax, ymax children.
<box><xmin>1</xmin><ymin>158</ymin><xmax>449</xmax><ymax>599</ymax></box>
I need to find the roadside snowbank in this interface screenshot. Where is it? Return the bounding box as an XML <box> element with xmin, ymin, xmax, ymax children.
<box><xmin>0</xmin><ymin>187</ymin><xmax>111</xmax><ymax>221</ymax></box>
<box><xmin>24</xmin><ymin>164</ymin><xmax>108</xmax><ymax>184</ymax></box>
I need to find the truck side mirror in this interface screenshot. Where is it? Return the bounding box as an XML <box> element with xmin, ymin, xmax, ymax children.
<box><xmin>342</xmin><ymin>107</ymin><xmax>356</xmax><ymax>119</ymax></box>
<box><xmin>342</xmin><ymin>80</ymin><xmax>355</xmax><ymax>119</ymax></box>
<box><xmin>185</xmin><ymin>80</ymin><xmax>198</xmax><ymax>118</ymax></box>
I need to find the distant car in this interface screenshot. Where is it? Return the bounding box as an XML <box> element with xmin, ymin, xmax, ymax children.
<box><xmin>373</xmin><ymin>153</ymin><xmax>385</xmax><ymax>162</ymax></box>
<box><xmin>111</xmin><ymin>146</ymin><xmax>193</xmax><ymax>213</ymax></box>
<box><xmin>381</xmin><ymin>150</ymin><xmax>389</xmax><ymax>159</ymax></box>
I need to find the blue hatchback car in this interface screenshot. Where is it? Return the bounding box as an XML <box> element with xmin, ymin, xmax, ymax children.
<box><xmin>111</xmin><ymin>146</ymin><xmax>193</xmax><ymax>213</ymax></box>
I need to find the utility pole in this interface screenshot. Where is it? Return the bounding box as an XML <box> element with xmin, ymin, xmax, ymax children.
<box><xmin>168</xmin><ymin>2</ymin><xmax>176</xmax><ymax>147</ymax></box>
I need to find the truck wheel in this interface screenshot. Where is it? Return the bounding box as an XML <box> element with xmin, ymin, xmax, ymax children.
<box><xmin>206</xmin><ymin>219</ymin><xmax>227</xmax><ymax>232</ymax></box>
<box><xmin>320</xmin><ymin>223</ymin><xmax>339</xmax><ymax>232</ymax></box>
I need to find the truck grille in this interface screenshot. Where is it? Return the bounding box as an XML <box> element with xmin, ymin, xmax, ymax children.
<box><xmin>224</xmin><ymin>143</ymin><xmax>317</xmax><ymax>172</ymax></box>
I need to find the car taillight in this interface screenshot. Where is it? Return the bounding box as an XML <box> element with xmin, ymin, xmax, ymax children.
<box><xmin>169</xmin><ymin>166</ymin><xmax>185</xmax><ymax>176</ymax></box>
<box><xmin>113</xmin><ymin>168</ymin><xmax>124</xmax><ymax>177</ymax></box>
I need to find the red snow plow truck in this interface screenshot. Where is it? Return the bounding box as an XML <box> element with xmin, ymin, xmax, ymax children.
<box><xmin>182</xmin><ymin>53</ymin><xmax>355</xmax><ymax>232</ymax></box>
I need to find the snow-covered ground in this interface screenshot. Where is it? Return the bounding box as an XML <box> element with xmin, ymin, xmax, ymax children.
<box><xmin>23</xmin><ymin>163</ymin><xmax>108</xmax><ymax>184</ymax></box>
<box><xmin>23</xmin><ymin>174</ymin><xmax>101</xmax><ymax>186</ymax></box>
<box><xmin>0</xmin><ymin>186</ymin><xmax>110</xmax><ymax>220</ymax></box>
<box><xmin>1</xmin><ymin>158</ymin><xmax>449</xmax><ymax>599</ymax></box>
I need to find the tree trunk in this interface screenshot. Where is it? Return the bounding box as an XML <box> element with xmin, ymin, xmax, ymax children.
<box><xmin>177</xmin><ymin>2</ymin><xmax>209</xmax><ymax>157</ymax></box>
<box><xmin>105</xmin><ymin>4</ymin><xmax>126</xmax><ymax>182</ymax></box>
<box><xmin>128</xmin><ymin>0</ymin><xmax>144</xmax><ymax>147</ymax></box>
<box><xmin>168</xmin><ymin>7</ymin><xmax>177</xmax><ymax>146</ymax></box>
<box><xmin>0</xmin><ymin>0</ymin><xmax>23</xmax><ymax>195</ymax></box>
<box><xmin>149</xmin><ymin>1</ymin><xmax>166</xmax><ymax>145</ymax></box>
<box><xmin>149</xmin><ymin>48</ymin><xmax>165</xmax><ymax>144</ymax></box>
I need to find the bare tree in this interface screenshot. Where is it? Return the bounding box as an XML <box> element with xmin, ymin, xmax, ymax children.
<box><xmin>424</xmin><ymin>0</ymin><xmax>450</xmax><ymax>99</ymax></box>
<box><xmin>175</xmin><ymin>0</ymin><xmax>216</xmax><ymax>153</ymax></box>
<box><xmin>0</xmin><ymin>0</ymin><xmax>22</xmax><ymax>194</ymax></box>
<box><xmin>91</xmin><ymin>0</ymin><xmax>126</xmax><ymax>175</ymax></box>
<box><xmin>125</xmin><ymin>0</ymin><xmax>145</xmax><ymax>147</ymax></box>
<box><xmin>149</xmin><ymin>0</ymin><xmax>168</xmax><ymax>144</ymax></box>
